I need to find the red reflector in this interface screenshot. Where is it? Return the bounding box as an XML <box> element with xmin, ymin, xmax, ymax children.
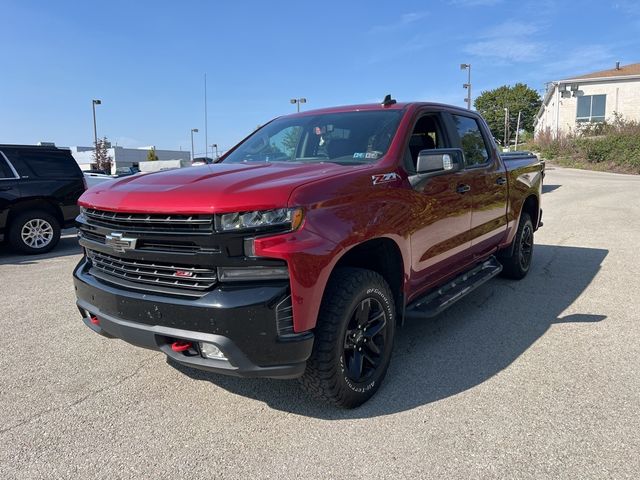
<box><xmin>90</xmin><ymin>315</ymin><xmax>100</xmax><ymax>325</ymax></box>
<box><xmin>171</xmin><ymin>341</ymin><xmax>193</xmax><ymax>352</ymax></box>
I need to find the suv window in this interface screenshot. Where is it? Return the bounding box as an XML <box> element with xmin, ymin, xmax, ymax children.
<box><xmin>451</xmin><ymin>115</ymin><xmax>490</xmax><ymax>167</ymax></box>
<box><xmin>0</xmin><ymin>153</ymin><xmax>15</xmax><ymax>179</ymax></box>
<box><xmin>18</xmin><ymin>150</ymin><xmax>81</xmax><ymax>178</ymax></box>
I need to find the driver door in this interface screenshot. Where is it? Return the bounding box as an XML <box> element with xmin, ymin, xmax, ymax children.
<box><xmin>406</xmin><ymin>112</ymin><xmax>475</xmax><ymax>297</ymax></box>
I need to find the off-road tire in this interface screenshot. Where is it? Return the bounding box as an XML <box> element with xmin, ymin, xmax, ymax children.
<box><xmin>8</xmin><ymin>210</ymin><xmax>61</xmax><ymax>254</ymax></box>
<box><xmin>299</xmin><ymin>267</ymin><xmax>396</xmax><ymax>408</ymax></box>
<box><xmin>499</xmin><ymin>212</ymin><xmax>534</xmax><ymax>280</ymax></box>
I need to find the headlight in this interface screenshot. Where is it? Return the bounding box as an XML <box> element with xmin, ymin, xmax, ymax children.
<box><xmin>216</xmin><ymin>207</ymin><xmax>303</xmax><ymax>232</ymax></box>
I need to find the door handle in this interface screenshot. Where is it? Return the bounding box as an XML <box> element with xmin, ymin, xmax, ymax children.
<box><xmin>456</xmin><ymin>184</ymin><xmax>471</xmax><ymax>194</ymax></box>
<box><xmin>0</xmin><ymin>186</ymin><xmax>12</xmax><ymax>191</ymax></box>
<box><xmin>496</xmin><ymin>177</ymin><xmax>507</xmax><ymax>186</ymax></box>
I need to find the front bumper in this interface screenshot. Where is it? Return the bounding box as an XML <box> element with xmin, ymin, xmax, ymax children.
<box><xmin>73</xmin><ymin>259</ymin><xmax>313</xmax><ymax>379</ymax></box>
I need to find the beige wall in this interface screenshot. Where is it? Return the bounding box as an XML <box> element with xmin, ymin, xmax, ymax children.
<box><xmin>535</xmin><ymin>77</ymin><xmax>640</xmax><ymax>137</ymax></box>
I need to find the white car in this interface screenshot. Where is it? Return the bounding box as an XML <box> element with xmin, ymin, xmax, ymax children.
<box><xmin>83</xmin><ymin>172</ymin><xmax>116</xmax><ymax>188</ymax></box>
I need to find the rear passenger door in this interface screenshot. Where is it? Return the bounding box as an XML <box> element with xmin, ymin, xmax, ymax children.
<box><xmin>448</xmin><ymin>113</ymin><xmax>508</xmax><ymax>258</ymax></box>
<box><xmin>0</xmin><ymin>151</ymin><xmax>22</xmax><ymax>233</ymax></box>
<box><xmin>6</xmin><ymin>148</ymin><xmax>84</xmax><ymax>222</ymax></box>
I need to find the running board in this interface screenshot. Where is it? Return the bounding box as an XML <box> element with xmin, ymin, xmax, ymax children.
<box><xmin>405</xmin><ymin>256</ymin><xmax>503</xmax><ymax>320</ymax></box>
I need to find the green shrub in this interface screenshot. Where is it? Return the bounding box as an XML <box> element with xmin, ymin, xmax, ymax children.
<box><xmin>532</xmin><ymin>115</ymin><xmax>640</xmax><ymax>174</ymax></box>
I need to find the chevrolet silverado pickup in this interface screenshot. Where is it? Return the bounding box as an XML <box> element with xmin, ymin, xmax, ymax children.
<box><xmin>73</xmin><ymin>97</ymin><xmax>543</xmax><ymax>408</ymax></box>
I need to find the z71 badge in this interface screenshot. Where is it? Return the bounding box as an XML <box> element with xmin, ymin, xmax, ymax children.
<box><xmin>371</xmin><ymin>172</ymin><xmax>401</xmax><ymax>185</ymax></box>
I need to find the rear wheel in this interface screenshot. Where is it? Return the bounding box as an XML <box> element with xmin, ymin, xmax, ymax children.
<box><xmin>8</xmin><ymin>210</ymin><xmax>61</xmax><ymax>254</ymax></box>
<box><xmin>299</xmin><ymin>268</ymin><xmax>396</xmax><ymax>408</ymax></box>
<box><xmin>499</xmin><ymin>212</ymin><xmax>534</xmax><ymax>279</ymax></box>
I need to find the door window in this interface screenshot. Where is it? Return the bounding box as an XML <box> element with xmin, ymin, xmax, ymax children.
<box><xmin>0</xmin><ymin>153</ymin><xmax>15</xmax><ymax>179</ymax></box>
<box><xmin>19</xmin><ymin>151</ymin><xmax>81</xmax><ymax>177</ymax></box>
<box><xmin>405</xmin><ymin>115</ymin><xmax>447</xmax><ymax>173</ymax></box>
<box><xmin>451</xmin><ymin>115</ymin><xmax>490</xmax><ymax>167</ymax></box>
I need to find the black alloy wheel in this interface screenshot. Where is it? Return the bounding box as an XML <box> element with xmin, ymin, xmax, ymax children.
<box><xmin>343</xmin><ymin>298</ymin><xmax>389</xmax><ymax>382</ymax></box>
<box><xmin>519</xmin><ymin>223</ymin><xmax>533</xmax><ymax>270</ymax></box>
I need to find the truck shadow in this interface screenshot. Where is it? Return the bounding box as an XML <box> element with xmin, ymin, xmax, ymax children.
<box><xmin>171</xmin><ymin>244</ymin><xmax>608</xmax><ymax>419</ymax></box>
<box><xmin>0</xmin><ymin>230</ymin><xmax>82</xmax><ymax>265</ymax></box>
<box><xmin>542</xmin><ymin>184</ymin><xmax>561</xmax><ymax>194</ymax></box>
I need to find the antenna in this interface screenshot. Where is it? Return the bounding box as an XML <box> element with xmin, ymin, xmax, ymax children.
<box><xmin>381</xmin><ymin>94</ymin><xmax>397</xmax><ymax>107</ymax></box>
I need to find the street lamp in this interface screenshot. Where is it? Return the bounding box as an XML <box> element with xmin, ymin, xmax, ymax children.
<box><xmin>190</xmin><ymin>128</ymin><xmax>199</xmax><ymax>161</ymax></box>
<box><xmin>290</xmin><ymin>98</ymin><xmax>307</xmax><ymax>113</ymax></box>
<box><xmin>92</xmin><ymin>99</ymin><xmax>102</xmax><ymax>147</ymax></box>
<box><xmin>460</xmin><ymin>64</ymin><xmax>472</xmax><ymax>110</ymax></box>
<box><xmin>211</xmin><ymin>143</ymin><xmax>219</xmax><ymax>159</ymax></box>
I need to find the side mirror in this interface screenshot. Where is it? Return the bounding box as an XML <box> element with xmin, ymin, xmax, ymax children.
<box><xmin>416</xmin><ymin>148</ymin><xmax>464</xmax><ymax>176</ymax></box>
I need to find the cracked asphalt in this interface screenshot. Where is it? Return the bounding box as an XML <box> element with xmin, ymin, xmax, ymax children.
<box><xmin>1</xmin><ymin>165</ymin><xmax>639</xmax><ymax>479</ymax></box>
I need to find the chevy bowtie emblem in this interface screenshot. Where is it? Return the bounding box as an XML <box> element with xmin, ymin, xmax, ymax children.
<box><xmin>105</xmin><ymin>232</ymin><xmax>137</xmax><ymax>253</ymax></box>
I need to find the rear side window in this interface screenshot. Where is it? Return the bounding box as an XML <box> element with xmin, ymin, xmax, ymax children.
<box><xmin>19</xmin><ymin>151</ymin><xmax>81</xmax><ymax>177</ymax></box>
<box><xmin>451</xmin><ymin>115</ymin><xmax>490</xmax><ymax>167</ymax></box>
<box><xmin>0</xmin><ymin>152</ymin><xmax>15</xmax><ymax>178</ymax></box>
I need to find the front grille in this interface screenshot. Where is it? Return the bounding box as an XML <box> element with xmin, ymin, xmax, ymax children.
<box><xmin>78</xmin><ymin>230</ymin><xmax>206</xmax><ymax>254</ymax></box>
<box><xmin>83</xmin><ymin>208</ymin><xmax>213</xmax><ymax>234</ymax></box>
<box><xmin>86</xmin><ymin>249</ymin><xmax>217</xmax><ymax>291</ymax></box>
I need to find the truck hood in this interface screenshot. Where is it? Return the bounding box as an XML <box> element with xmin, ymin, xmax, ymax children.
<box><xmin>79</xmin><ymin>162</ymin><xmax>353</xmax><ymax>214</ymax></box>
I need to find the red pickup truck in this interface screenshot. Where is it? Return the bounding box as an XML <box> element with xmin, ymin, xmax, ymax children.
<box><xmin>74</xmin><ymin>98</ymin><xmax>543</xmax><ymax>407</ymax></box>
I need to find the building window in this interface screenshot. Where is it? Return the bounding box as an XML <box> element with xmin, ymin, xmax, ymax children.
<box><xmin>576</xmin><ymin>94</ymin><xmax>606</xmax><ymax>123</ymax></box>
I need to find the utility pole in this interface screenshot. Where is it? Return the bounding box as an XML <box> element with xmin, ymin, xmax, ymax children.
<box><xmin>514</xmin><ymin>111</ymin><xmax>522</xmax><ymax>150</ymax></box>
<box><xmin>503</xmin><ymin>107</ymin><xmax>510</xmax><ymax>151</ymax></box>
<box><xmin>204</xmin><ymin>74</ymin><xmax>208</xmax><ymax>158</ymax></box>
<box><xmin>460</xmin><ymin>64</ymin><xmax>472</xmax><ymax>109</ymax></box>
<box><xmin>92</xmin><ymin>99</ymin><xmax>102</xmax><ymax>147</ymax></box>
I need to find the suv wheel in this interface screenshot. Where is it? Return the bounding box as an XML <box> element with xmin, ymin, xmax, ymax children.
<box><xmin>9</xmin><ymin>210</ymin><xmax>61</xmax><ymax>254</ymax></box>
<box><xmin>299</xmin><ymin>268</ymin><xmax>396</xmax><ymax>408</ymax></box>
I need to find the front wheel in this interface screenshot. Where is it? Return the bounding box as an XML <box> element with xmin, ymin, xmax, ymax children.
<box><xmin>8</xmin><ymin>210</ymin><xmax>61</xmax><ymax>254</ymax></box>
<box><xmin>299</xmin><ymin>268</ymin><xmax>396</xmax><ymax>408</ymax></box>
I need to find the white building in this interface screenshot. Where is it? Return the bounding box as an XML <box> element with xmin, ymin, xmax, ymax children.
<box><xmin>70</xmin><ymin>145</ymin><xmax>191</xmax><ymax>174</ymax></box>
<box><xmin>534</xmin><ymin>62</ymin><xmax>640</xmax><ymax>138</ymax></box>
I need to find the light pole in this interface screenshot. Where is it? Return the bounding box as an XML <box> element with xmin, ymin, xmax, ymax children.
<box><xmin>460</xmin><ymin>64</ymin><xmax>471</xmax><ymax>110</ymax></box>
<box><xmin>190</xmin><ymin>128</ymin><xmax>199</xmax><ymax>161</ymax></box>
<box><xmin>211</xmin><ymin>143</ymin><xmax>219</xmax><ymax>159</ymax></box>
<box><xmin>290</xmin><ymin>98</ymin><xmax>307</xmax><ymax>113</ymax></box>
<box><xmin>92</xmin><ymin>99</ymin><xmax>102</xmax><ymax>147</ymax></box>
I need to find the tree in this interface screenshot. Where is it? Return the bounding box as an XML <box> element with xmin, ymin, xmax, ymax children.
<box><xmin>93</xmin><ymin>137</ymin><xmax>113</xmax><ymax>173</ymax></box>
<box><xmin>146</xmin><ymin>147</ymin><xmax>158</xmax><ymax>161</ymax></box>
<box><xmin>474</xmin><ymin>83</ymin><xmax>541</xmax><ymax>146</ymax></box>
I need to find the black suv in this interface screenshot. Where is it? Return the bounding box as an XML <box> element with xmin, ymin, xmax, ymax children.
<box><xmin>0</xmin><ymin>144</ymin><xmax>85</xmax><ymax>254</ymax></box>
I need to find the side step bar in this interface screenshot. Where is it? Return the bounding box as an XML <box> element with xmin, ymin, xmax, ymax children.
<box><xmin>405</xmin><ymin>256</ymin><xmax>503</xmax><ymax>320</ymax></box>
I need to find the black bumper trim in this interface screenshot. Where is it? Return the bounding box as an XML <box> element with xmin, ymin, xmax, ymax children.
<box><xmin>74</xmin><ymin>258</ymin><xmax>314</xmax><ymax>379</ymax></box>
<box><xmin>78</xmin><ymin>301</ymin><xmax>311</xmax><ymax>379</ymax></box>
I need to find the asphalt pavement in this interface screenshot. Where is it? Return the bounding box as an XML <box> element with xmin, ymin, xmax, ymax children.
<box><xmin>1</xmin><ymin>165</ymin><xmax>639</xmax><ymax>479</ymax></box>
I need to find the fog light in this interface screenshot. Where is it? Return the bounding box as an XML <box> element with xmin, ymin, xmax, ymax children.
<box><xmin>199</xmin><ymin>342</ymin><xmax>226</xmax><ymax>360</ymax></box>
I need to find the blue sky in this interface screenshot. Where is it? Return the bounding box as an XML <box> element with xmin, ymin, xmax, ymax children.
<box><xmin>1</xmin><ymin>0</ymin><xmax>638</xmax><ymax>156</ymax></box>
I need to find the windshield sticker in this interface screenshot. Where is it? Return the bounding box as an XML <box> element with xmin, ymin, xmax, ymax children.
<box><xmin>354</xmin><ymin>152</ymin><xmax>381</xmax><ymax>160</ymax></box>
<box><xmin>372</xmin><ymin>172</ymin><xmax>401</xmax><ymax>185</ymax></box>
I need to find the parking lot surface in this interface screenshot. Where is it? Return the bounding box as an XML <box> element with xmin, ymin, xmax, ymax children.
<box><xmin>1</xmin><ymin>165</ymin><xmax>639</xmax><ymax>479</ymax></box>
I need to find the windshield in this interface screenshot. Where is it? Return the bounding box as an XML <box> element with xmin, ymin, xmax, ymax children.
<box><xmin>222</xmin><ymin>110</ymin><xmax>402</xmax><ymax>165</ymax></box>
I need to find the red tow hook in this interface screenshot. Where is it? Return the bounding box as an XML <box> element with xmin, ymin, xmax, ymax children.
<box><xmin>171</xmin><ymin>340</ymin><xmax>193</xmax><ymax>352</ymax></box>
<box><xmin>90</xmin><ymin>315</ymin><xmax>100</xmax><ymax>325</ymax></box>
